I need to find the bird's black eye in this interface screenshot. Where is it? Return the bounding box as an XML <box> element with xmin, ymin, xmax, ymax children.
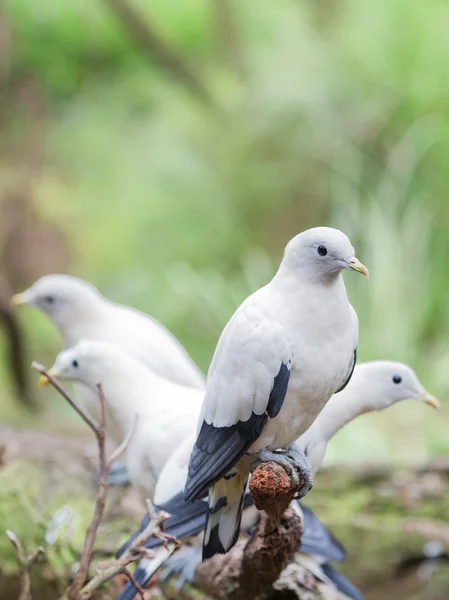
<box><xmin>72</xmin><ymin>360</ymin><xmax>79</xmax><ymax>368</ymax></box>
<box><xmin>317</xmin><ymin>245</ymin><xmax>328</xmax><ymax>256</ymax></box>
<box><xmin>45</xmin><ymin>296</ymin><xmax>55</xmax><ymax>304</ymax></box>
<box><xmin>393</xmin><ymin>375</ymin><xmax>402</xmax><ymax>384</ymax></box>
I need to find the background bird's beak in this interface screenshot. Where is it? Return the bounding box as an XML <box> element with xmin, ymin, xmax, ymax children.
<box><xmin>10</xmin><ymin>293</ymin><xmax>27</xmax><ymax>308</ymax></box>
<box><xmin>346</xmin><ymin>257</ymin><xmax>369</xmax><ymax>277</ymax></box>
<box><xmin>420</xmin><ymin>390</ymin><xmax>440</xmax><ymax>410</ymax></box>
<box><xmin>40</xmin><ymin>369</ymin><xmax>58</xmax><ymax>387</ymax></box>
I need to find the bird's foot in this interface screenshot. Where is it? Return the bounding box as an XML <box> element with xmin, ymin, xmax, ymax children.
<box><xmin>252</xmin><ymin>446</ymin><xmax>313</xmax><ymax>499</ymax></box>
<box><xmin>285</xmin><ymin>444</ymin><xmax>314</xmax><ymax>499</ymax></box>
<box><xmin>160</xmin><ymin>546</ymin><xmax>202</xmax><ymax>590</ymax></box>
<box><xmin>93</xmin><ymin>459</ymin><xmax>130</xmax><ymax>487</ymax></box>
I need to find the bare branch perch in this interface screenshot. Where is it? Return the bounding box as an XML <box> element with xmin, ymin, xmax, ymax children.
<box><xmin>195</xmin><ymin>461</ymin><xmax>303</xmax><ymax>600</ymax></box>
<box><xmin>6</xmin><ymin>529</ymin><xmax>45</xmax><ymax>600</ymax></box>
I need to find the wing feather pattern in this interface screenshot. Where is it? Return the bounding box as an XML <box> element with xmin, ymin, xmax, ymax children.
<box><xmin>185</xmin><ymin>359</ymin><xmax>291</xmax><ymax>503</ymax></box>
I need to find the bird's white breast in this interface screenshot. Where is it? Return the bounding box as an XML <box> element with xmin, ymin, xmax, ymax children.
<box><xmin>249</xmin><ymin>275</ymin><xmax>357</xmax><ymax>453</ymax></box>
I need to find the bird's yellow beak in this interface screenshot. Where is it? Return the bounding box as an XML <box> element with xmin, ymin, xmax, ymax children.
<box><xmin>420</xmin><ymin>390</ymin><xmax>440</xmax><ymax>411</ymax></box>
<box><xmin>39</xmin><ymin>369</ymin><xmax>58</xmax><ymax>387</ymax></box>
<box><xmin>10</xmin><ymin>293</ymin><xmax>27</xmax><ymax>308</ymax></box>
<box><xmin>346</xmin><ymin>257</ymin><xmax>369</xmax><ymax>278</ymax></box>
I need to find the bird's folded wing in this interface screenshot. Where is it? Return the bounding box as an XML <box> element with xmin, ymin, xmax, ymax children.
<box><xmin>185</xmin><ymin>305</ymin><xmax>292</xmax><ymax>503</ymax></box>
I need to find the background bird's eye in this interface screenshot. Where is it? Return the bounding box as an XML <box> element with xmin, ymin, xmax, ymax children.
<box><xmin>72</xmin><ymin>360</ymin><xmax>79</xmax><ymax>368</ymax></box>
<box><xmin>393</xmin><ymin>375</ymin><xmax>402</xmax><ymax>384</ymax></box>
<box><xmin>45</xmin><ymin>296</ymin><xmax>55</xmax><ymax>304</ymax></box>
<box><xmin>317</xmin><ymin>245</ymin><xmax>328</xmax><ymax>256</ymax></box>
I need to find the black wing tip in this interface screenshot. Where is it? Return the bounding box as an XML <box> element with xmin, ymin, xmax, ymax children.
<box><xmin>320</xmin><ymin>563</ymin><xmax>364</xmax><ymax>600</ymax></box>
<box><xmin>202</xmin><ymin>517</ymin><xmax>242</xmax><ymax>561</ymax></box>
<box><xmin>202</xmin><ymin>524</ymin><xmax>228</xmax><ymax>560</ymax></box>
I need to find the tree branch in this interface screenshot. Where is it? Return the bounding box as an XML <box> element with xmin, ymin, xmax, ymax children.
<box><xmin>108</xmin><ymin>414</ymin><xmax>138</xmax><ymax>467</ymax></box>
<box><xmin>212</xmin><ymin>0</ymin><xmax>246</xmax><ymax>78</ymax></box>
<box><xmin>30</xmin><ymin>363</ymin><xmax>142</xmax><ymax>600</ymax></box>
<box><xmin>66</xmin><ymin>384</ymin><xmax>108</xmax><ymax>599</ymax></box>
<box><xmin>195</xmin><ymin>461</ymin><xmax>303</xmax><ymax>600</ymax></box>
<box><xmin>77</xmin><ymin>505</ymin><xmax>174</xmax><ymax>600</ymax></box>
<box><xmin>6</xmin><ymin>529</ymin><xmax>45</xmax><ymax>600</ymax></box>
<box><xmin>103</xmin><ymin>0</ymin><xmax>218</xmax><ymax>109</ymax></box>
<box><xmin>121</xmin><ymin>567</ymin><xmax>146</xmax><ymax>600</ymax></box>
<box><xmin>31</xmin><ymin>362</ymin><xmax>98</xmax><ymax>433</ymax></box>
<box><xmin>31</xmin><ymin>362</ymin><xmax>177</xmax><ymax>599</ymax></box>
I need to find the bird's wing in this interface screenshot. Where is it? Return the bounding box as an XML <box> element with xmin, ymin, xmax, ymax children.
<box><xmin>185</xmin><ymin>302</ymin><xmax>292</xmax><ymax>503</ymax></box>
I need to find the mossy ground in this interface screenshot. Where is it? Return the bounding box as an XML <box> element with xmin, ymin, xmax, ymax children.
<box><xmin>1</xmin><ymin>432</ymin><xmax>449</xmax><ymax>600</ymax></box>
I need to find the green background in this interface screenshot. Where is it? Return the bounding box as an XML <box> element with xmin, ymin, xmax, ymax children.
<box><xmin>1</xmin><ymin>0</ymin><xmax>448</xmax><ymax>467</ymax></box>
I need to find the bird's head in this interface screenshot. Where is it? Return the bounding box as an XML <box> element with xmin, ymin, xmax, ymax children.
<box><xmin>40</xmin><ymin>340</ymin><xmax>115</xmax><ymax>389</ymax></box>
<box><xmin>356</xmin><ymin>360</ymin><xmax>440</xmax><ymax>412</ymax></box>
<box><xmin>283</xmin><ymin>227</ymin><xmax>369</xmax><ymax>281</ymax></box>
<box><xmin>10</xmin><ymin>274</ymin><xmax>103</xmax><ymax>327</ymax></box>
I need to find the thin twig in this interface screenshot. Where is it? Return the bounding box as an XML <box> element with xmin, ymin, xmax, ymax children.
<box><xmin>31</xmin><ymin>362</ymin><xmax>98</xmax><ymax>433</ymax></box>
<box><xmin>103</xmin><ymin>0</ymin><xmax>218</xmax><ymax>109</ymax></box>
<box><xmin>6</xmin><ymin>530</ymin><xmax>45</xmax><ymax>600</ymax></box>
<box><xmin>121</xmin><ymin>567</ymin><xmax>146</xmax><ymax>600</ymax></box>
<box><xmin>33</xmin><ymin>363</ymin><xmax>166</xmax><ymax>600</ymax></box>
<box><xmin>108</xmin><ymin>414</ymin><xmax>138</xmax><ymax>467</ymax></box>
<box><xmin>66</xmin><ymin>384</ymin><xmax>108</xmax><ymax>599</ymax></box>
<box><xmin>77</xmin><ymin>509</ymin><xmax>172</xmax><ymax>600</ymax></box>
<box><xmin>212</xmin><ymin>0</ymin><xmax>246</xmax><ymax>78</ymax></box>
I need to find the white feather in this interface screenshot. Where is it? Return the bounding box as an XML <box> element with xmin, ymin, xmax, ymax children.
<box><xmin>51</xmin><ymin>341</ymin><xmax>204</xmax><ymax>498</ymax></box>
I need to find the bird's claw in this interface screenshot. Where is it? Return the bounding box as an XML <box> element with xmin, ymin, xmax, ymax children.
<box><xmin>286</xmin><ymin>444</ymin><xmax>314</xmax><ymax>498</ymax></box>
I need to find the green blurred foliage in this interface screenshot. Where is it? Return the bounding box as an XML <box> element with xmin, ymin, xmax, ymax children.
<box><xmin>1</xmin><ymin>0</ymin><xmax>449</xmax><ymax>462</ymax></box>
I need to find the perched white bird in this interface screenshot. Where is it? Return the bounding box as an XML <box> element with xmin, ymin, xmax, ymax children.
<box><xmin>185</xmin><ymin>227</ymin><xmax>368</xmax><ymax>559</ymax></box>
<box><xmin>298</xmin><ymin>360</ymin><xmax>440</xmax><ymax>473</ymax></box>
<box><xmin>12</xmin><ymin>274</ymin><xmax>205</xmax><ymax>442</ymax></box>
<box><xmin>117</xmin><ymin>360</ymin><xmax>438</xmax><ymax>600</ymax></box>
<box><xmin>44</xmin><ymin>340</ymin><xmax>204</xmax><ymax>498</ymax></box>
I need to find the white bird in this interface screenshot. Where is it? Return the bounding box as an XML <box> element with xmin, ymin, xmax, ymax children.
<box><xmin>44</xmin><ymin>340</ymin><xmax>204</xmax><ymax>498</ymax></box>
<box><xmin>298</xmin><ymin>360</ymin><xmax>440</xmax><ymax>473</ymax></box>
<box><xmin>185</xmin><ymin>227</ymin><xmax>368</xmax><ymax>559</ymax></box>
<box><xmin>116</xmin><ymin>360</ymin><xmax>439</xmax><ymax>600</ymax></box>
<box><xmin>12</xmin><ymin>274</ymin><xmax>205</xmax><ymax>443</ymax></box>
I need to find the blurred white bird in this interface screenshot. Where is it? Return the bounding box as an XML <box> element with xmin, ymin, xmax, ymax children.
<box><xmin>12</xmin><ymin>274</ymin><xmax>205</xmax><ymax>444</ymax></box>
<box><xmin>117</xmin><ymin>360</ymin><xmax>439</xmax><ymax>600</ymax></box>
<box><xmin>185</xmin><ymin>227</ymin><xmax>367</xmax><ymax>559</ymax></box>
<box><xmin>44</xmin><ymin>340</ymin><xmax>204</xmax><ymax>498</ymax></box>
<box><xmin>298</xmin><ymin>360</ymin><xmax>440</xmax><ymax>473</ymax></box>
